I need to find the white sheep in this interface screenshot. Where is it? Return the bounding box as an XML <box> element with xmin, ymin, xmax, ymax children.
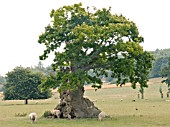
<box><xmin>29</xmin><ymin>112</ymin><xmax>37</xmax><ymax>123</ymax></box>
<box><xmin>98</xmin><ymin>111</ymin><xmax>106</xmax><ymax>121</ymax></box>
<box><xmin>67</xmin><ymin>114</ymin><xmax>72</xmax><ymax>120</ymax></box>
<box><xmin>51</xmin><ymin>109</ymin><xmax>61</xmax><ymax>118</ymax></box>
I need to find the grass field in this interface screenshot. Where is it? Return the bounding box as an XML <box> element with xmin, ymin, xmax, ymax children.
<box><xmin>0</xmin><ymin>77</ymin><xmax>170</xmax><ymax>127</ymax></box>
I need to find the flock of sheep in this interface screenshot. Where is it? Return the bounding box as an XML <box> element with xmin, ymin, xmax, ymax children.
<box><xmin>29</xmin><ymin>110</ymin><xmax>106</xmax><ymax>123</ymax></box>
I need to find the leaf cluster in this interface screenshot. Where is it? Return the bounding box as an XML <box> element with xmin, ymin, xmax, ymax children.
<box><xmin>38</xmin><ymin>3</ymin><xmax>154</xmax><ymax>91</ymax></box>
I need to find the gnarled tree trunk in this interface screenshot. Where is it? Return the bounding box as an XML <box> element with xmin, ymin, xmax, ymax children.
<box><xmin>55</xmin><ymin>87</ymin><xmax>101</xmax><ymax>119</ymax></box>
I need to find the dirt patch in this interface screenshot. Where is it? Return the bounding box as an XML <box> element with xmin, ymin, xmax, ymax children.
<box><xmin>84</xmin><ymin>82</ymin><xmax>133</xmax><ymax>90</ymax></box>
<box><xmin>84</xmin><ymin>77</ymin><xmax>163</xmax><ymax>90</ymax></box>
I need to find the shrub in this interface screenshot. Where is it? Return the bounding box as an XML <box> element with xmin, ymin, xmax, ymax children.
<box><xmin>43</xmin><ymin>110</ymin><xmax>52</xmax><ymax>118</ymax></box>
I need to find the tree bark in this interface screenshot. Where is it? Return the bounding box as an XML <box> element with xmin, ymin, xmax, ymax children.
<box><xmin>141</xmin><ymin>93</ymin><xmax>144</xmax><ymax>99</ymax></box>
<box><xmin>55</xmin><ymin>87</ymin><xmax>101</xmax><ymax>119</ymax></box>
<box><xmin>25</xmin><ymin>99</ymin><xmax>28</xmax><ymax>104</ymax></box>
<box><xmin>161</xmin><ymin>93</ymin><xmax>164</xmax><ymax>99</ymax></box>
<box><xmin>167</xmin><ymin>92</ymin><xmax>169</xmax><ymax>98</ymax></box>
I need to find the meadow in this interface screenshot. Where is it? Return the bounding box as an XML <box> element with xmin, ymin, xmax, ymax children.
<box><xmin>0</xmin><ymin>77</ymin><xmax>170</xmax><ymax>127</ymax></box>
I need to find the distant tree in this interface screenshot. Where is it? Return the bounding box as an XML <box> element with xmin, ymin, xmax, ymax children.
<box><xmin>161</xmin><ymin>57</ymin><xmax>170</xmax><ymax>94</ymax></box>
<box><xmin>150</xmin><ymin>57</ymin><xmax>168</xmax><ymax>78</ymax></box>
<box><xmin>30</xmin><ymin>61</ymin><xmax>55</xmax><ymax>76</ymax></box>
<box><xmin>0</xmin><ymin>75</ymin><xmax>6</xmax><ymax>84</ymax></box>
<box><xmin>38</xmin><ymin>3</ymin><xmax>154</xmax><ymax>118</ymax></box>
<box><xmin>149</xmin><ymin>48</ymin><xmax>170</xmax><ymax>78</ymax></box>
<box><xmin>3</xmin><ymin>66</ymin><xmax>51</xmax><ymax>104</ymax></box>
<box><xmin>151</xmin><ymin>48</ymin><xmax>170</xmax><ymax>59</ymax></box>
<box><xmin>0</xmin><ymin>75</ymin><xmax>6</xmax><ymax>92</ymax></box>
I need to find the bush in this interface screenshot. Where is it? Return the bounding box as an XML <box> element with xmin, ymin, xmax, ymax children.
<box><xmin>43</xmin><ymin>110</ymin><xmax>52</xmax><ymax>118</ymax></box>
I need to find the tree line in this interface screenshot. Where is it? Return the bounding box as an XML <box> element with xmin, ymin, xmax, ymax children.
<box><xmin>1</xmin><ymin>48</ymin><xmax>170</xmax><ymax>89</ymax></box>
<box><xmin>149</xmin><ymin>48</ymin><xmax>170</xmax><ymax>78</ymax></box>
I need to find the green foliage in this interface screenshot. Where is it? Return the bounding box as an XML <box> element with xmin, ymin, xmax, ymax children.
<box><xmin>0</xmin><ymin>75</ymin><xmax>6</xmax><ymax>84</ymax></box>
<box><xmin>151</xmin><ymin>48</ymin><xmax>170</xmax><ymax>59</ymax></box>
<box><xmin>38</xmin><ymin>3</ymin><xmax>154</xmax><ymax>91</ymax></box>
<box><xmin>30</xmin><ymin>61</ymin><xmax>55</xmax><ymax>76</ymax></box>
<box><xmin>3</xmin><ymin>66</ymin><xmax>51</xmax><ymax>100</ymax></box>
<box><xmin>0</xmin><ymin>75</ymin><xmax>5</xmax><ymax>92</ymax></box>
<box><xmin>0</xmin><ymin>85</ymin><xmax>3</xmax><ymax>92</ymax></box>
<box><xmin>43</xmin><ymin>110</ymin><xmax>52</xmax><ymax>118</ymax></box>
<box><xmin>161</xmin><ymin>57</ymin><xmax>170</xmax><ymax>93</ymax></box>
<box><xmin>149</xmin><ymin>48</ymin><xmax>170</xmax><ymax>78</ymax></box>
<box><xmin>149</xmin><ymin>57</ymin><xmax>168</xmax><ymax>78</ymax></box>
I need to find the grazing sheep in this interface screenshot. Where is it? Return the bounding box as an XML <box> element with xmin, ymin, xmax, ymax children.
<box><xmin>51</xmin><ymin>109</ymin><xmax>61</xmax><ymax>118</ymax></box>
<box><xmin>98</xmin><ymin>111</ymin><xmax>106</xmax><ymax>121</ymax></box>
<box><xmin>29</xmin><ymin>113</ymin><xmax>37</xmax><ymax>123</ymax></box>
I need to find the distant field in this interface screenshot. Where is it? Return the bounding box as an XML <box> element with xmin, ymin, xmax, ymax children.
<box><xmin>0</xmin><ymin>77</ymin><xmax>170</xmax><ymax>127</ymax></box>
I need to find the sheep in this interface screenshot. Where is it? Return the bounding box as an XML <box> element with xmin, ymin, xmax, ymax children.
<box><xmin>67</xmin><ymin>114</ymin><xmax>72</xmax><ymax>120</ymax></box>
<box><xmin>51</xmin><ymin>109</ymin><xmax>61</xmax><ymax>118</ymax></box>
<box><xmin>98</xmin><ymin>111</ymin><xmax>106</xmax><ymax>121</ymax></box>
<box><xmin>29</xmin><ymin>112</ymin><xmax>37</xmax><ymax>123</ymax></box>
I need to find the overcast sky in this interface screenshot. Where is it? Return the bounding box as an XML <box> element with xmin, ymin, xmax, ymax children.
<box><xmin>0</xmin><ymin>0</ymin><xmax>170</xmax><ymax>76</ymax></box>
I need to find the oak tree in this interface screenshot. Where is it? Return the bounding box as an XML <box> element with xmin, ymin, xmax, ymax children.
<box><xmin>38</xmin><ymin>3</ymin><xmax>154</xmax><ymax>118</ymax></box>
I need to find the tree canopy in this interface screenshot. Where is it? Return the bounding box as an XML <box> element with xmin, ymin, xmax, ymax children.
<box><xmin>149</xmin><ymin>48</ymin><xmax>170</xmax><ymax>78</ymax></box>
<box><xmin>38</xmin><ymin>3</ymin><xmax>154</xmax><ymax>92</ymax></box>
<box><xmin>3</xmin><ymin>66</ymin><xmax>51</xmax><ymax>100</ymax></box>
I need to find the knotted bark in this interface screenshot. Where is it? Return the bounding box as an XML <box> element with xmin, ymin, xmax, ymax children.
<box><xmin>55</xmin><ymin>87</ymin><xmax>101</xmax><ymax>119</ymax></box>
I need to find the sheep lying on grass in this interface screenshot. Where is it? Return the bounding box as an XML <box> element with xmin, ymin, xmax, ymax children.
<box><xmin>51</xmin><ymin>109</ymin><xmax>61</xmax><ymax>118</ymax></box>
<box><xmin>29</xmin><ymin>113</ymin><xmax>37</xmax><ymax>123</ymax></box>
<box><xmin>98</xmin><ymin>111</ymin><xmax>106</xmax><ymax>121</ymax></box>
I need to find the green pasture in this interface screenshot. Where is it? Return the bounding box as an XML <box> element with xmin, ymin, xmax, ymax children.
<box><xmin>0</xmin><ymin>78</ymin><xmax>170</xmax><ymax>127</ymax></box>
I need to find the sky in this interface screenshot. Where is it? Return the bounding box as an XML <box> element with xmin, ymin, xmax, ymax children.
<box><xmin>0</xmin><ymin>0</ymin><xmax>170</xmax><ymax>76</ymax></box>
